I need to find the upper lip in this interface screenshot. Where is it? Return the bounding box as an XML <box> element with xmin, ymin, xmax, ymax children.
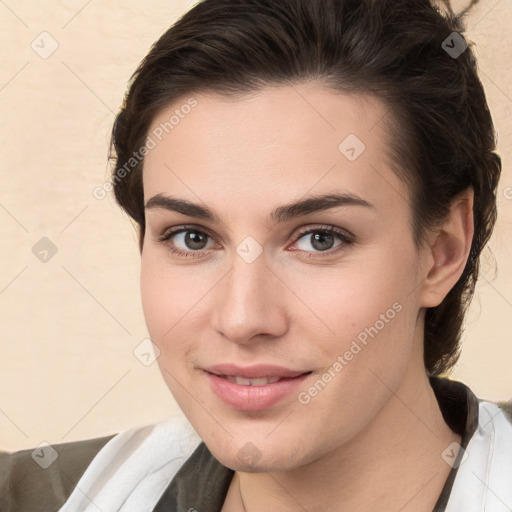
<box><xmin>204</xmin><ymin>364</ymin><xmax>310</xmax><ymax>379</ymax></box>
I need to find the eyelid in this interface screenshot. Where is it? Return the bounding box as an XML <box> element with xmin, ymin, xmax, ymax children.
<box><xmin>290</xmin><ymin>224</ymin><xmax>354</xmax><ymax>243</ymax></box>
<box><xmin>157</xmin><ymin>224</ymin><xmax>216</xmax><ymax>244</ymax></box>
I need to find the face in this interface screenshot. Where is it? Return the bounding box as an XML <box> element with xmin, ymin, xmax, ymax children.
<box><xmin>140</xmin><ymin>83</ymin><xmax>430</xmax><ymax>472</ymax></box>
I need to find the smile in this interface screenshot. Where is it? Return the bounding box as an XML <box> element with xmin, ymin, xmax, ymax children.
<box><xmin>204</xmin><ymin>369</ymin><xmax>313</xmax><ymax>411</ymax></box>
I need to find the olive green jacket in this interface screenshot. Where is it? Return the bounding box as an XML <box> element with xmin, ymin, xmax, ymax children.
<box><xmin>0</xmin><ymin>434</ymin><xmax>115</xmax><ymax>512</ymax></box>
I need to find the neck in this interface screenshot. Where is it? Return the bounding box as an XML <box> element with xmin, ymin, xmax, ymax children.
<box><xmin>226</xmin><ymin>365</ymin><xmax>460</xmax><ymax>512</ymax></box>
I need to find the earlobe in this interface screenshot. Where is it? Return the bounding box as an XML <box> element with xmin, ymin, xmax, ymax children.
<box><xmin>420</xmin><ymin>189</ymin><xmax>475</xmax><ymax>308</ymax></box>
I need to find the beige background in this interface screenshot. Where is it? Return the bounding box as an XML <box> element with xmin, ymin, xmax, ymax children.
<box><xmin>0</xmin><ymin>0</ymin><xmax>510</xmax><ymax>451</ymax></box>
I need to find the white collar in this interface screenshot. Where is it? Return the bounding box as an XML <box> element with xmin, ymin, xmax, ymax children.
<box><xmin>58</xmin><ymin>414</ymin><xmax>202</xmax><ymax>512</ymax></box>
<box><xmin>445</xmin><ymin>401</ymin><xmax>512</xmax><ymax>511</ymax></box>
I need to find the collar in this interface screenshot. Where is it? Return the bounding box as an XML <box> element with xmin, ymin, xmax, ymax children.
<box><xmin>430</xmin><ymin>376</ymin><xmax>480</xmax><ymax>510</ymax></box>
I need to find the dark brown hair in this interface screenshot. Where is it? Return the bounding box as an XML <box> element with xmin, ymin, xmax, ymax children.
<box><xmin>109</xmin><ymin>0</ymin><xmax>501</xmax><ymax>375</ymax></box>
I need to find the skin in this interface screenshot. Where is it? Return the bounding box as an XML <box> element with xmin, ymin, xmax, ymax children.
<box><xmin>140</xmin><ymin>82</ymin><xmax>474</xmax><ymax>511</ymax></box>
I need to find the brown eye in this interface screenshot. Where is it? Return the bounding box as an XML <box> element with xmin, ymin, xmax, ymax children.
<box><xmin>290</xmin><ymin>225</ymin><xmax>353</xmax><ymax>258</ymax></box>
<box><xmin>157</xmin><ymin>226</ymin><xmax>216</xmax><ymax>258</ymax></box>
<box><xmin>179</xmin><ymin>230</ymin><xmax>209</xmax><ymax>250</ymax></box>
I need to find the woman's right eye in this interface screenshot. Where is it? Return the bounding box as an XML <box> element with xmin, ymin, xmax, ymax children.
<box><xmin>157</xmin><ymin>226</ymin><xmax>216</xmax><ymax>258</ymax></box>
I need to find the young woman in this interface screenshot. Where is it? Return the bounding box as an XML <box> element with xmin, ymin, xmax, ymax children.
<box><xmin>2</xmin><ymin>0</ymin><xmax>510</xmax><ymax>511</ymax></box>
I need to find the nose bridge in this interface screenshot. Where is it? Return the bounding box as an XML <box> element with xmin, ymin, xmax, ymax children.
<box><xmin>231</xmin><ymin>244</ymin><xmax>269</xmax><ymax>298</ymax></box>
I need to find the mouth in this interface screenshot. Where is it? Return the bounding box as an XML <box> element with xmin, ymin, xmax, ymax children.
<box><xmin>206</xmin><ymin>374</ymin><xmax>311</xmax><ymax>386</ymax></box>
<box><xmin>204</xmin><ymin>363</ymin><xmax>311</xmax><ymax>380</ymax></box>
<box><xmin>202</xmin><ymin>364</ymin><xmax>313</xmax><ymax>411</ymax></box>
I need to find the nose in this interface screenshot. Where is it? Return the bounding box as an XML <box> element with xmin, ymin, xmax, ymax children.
<box><xmin>210</xmin><ymin>250</ymin><xmax>288</xmax><ymax>345</ymax></box>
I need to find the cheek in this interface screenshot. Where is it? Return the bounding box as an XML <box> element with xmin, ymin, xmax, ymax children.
<box><xmin>291</xmin><ymin>245</ymin><xmax>419</xmax><ymax>413</ymax></box>
<box><xmin>290</xmin><ymin>245</ymin><xmax>420</xmax><ymax>414</ymax></box>
<box><xmin>140</xmin><ymin>249</ymin><xmax>198</xmax><ymax>336</ymax></box>
<box><xmin>140</xmin><ymin>250</ymin><xmax>208</xmax><ymax>370</ymax></box>
<box><xmin>289</xmin><ymin>246</ymin><xmax>417</xmax><ymax>344</ymax></box>
<box><xmin>140</xmin><ymin>255</ymin><xmax>167</xmax><ymax>338</ymax></box>
<box><xmin>140</xmin><ymin>257</ymin><xmax>194</xmax><ymax>399</ymax></box>
<box><xmin>139</xmin><ymin>251</ymin><xmax>191</xmax><ymax>353</ymax></box>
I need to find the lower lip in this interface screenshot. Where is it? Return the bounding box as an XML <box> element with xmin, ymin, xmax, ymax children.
<box><xmin>205</xmin><ymin>371</ymin><xmax>311</xmax><ymax>411</ymax></box>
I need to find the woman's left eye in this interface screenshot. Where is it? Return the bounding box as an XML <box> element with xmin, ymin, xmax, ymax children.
<box><xmin>290</xmin><ymin>226</ymin><xmax>353</xmax><ymax>257</ymax></box>
<box><xmin>156</xmin><ymin>224</ymin><xmax>353</xmax><ymax>259</ymax></box>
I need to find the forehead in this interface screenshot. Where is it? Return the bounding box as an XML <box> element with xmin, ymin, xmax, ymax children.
<box><xmin>143</xmin><ymin>83</ymin><xmax>409</xmax><ymax>219</ymax></box>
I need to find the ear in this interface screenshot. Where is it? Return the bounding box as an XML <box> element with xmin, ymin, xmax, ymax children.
<box><xmin>419</xmin><ymin>188</ymin><xmax>474</xmax><ymax>308</ymax></box>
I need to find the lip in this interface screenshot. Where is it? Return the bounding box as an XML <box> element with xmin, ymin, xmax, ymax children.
<box><xmin>203</xmin><ymin>364</ymin><xmax>312</xmax><ymax>411</ymax></box>
<box><xmin>204</xmin><ymin>363</ymin><xmax>309</xmax><ymax>379</ymax></box>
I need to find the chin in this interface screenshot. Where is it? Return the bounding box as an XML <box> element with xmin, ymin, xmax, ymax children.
<box><xmin>215</xmin><ymin>450</ymin><xmax>300</xmax><ymax>473</ymax></box>
<box><xmin>203</xmin><ymin>431</ymin><xmax>314</xmax><ymax>473</ymax></box>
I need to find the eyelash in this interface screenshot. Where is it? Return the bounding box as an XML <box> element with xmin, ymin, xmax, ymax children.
<box><xmin>156</xmin><ymin>224</ymin><xmax>353</xmax><ymax>260</ymax></box>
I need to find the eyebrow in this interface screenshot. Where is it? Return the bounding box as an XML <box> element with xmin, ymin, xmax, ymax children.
<box><xmin>144</xmin><ymin>191</ymin><xmax>374</xmax><ymax>225</ymax></box>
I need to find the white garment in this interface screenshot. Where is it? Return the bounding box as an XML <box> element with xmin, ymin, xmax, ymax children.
<box><xmin>445</xmin><ymin>401</ymin><xmax>512</xmax><ymax>512</ymax></box>
<box><xmin>59</xmin><ymin>402</ymin><xmax>512</xmax><ymax>512</ymax></box>
<box><xmin>57</xmin><ymin>414</ymin><xmax>202</xmax><ymax>512</ymax></box>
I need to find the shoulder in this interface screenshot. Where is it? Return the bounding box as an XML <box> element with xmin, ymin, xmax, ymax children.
<box><xmin>0</xmin><ymin>434</ymin><xmax>115</xmax><ymax>512</ymax></box>
<box><xmin>444</xmin><ymin>399</ymin><xmax>512</xmax><ymax>510</ymax></box>
<box><xmin>56</xmin><ymin>415</ymin><xmax>201</xmax><ymax>512</ymax></box>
